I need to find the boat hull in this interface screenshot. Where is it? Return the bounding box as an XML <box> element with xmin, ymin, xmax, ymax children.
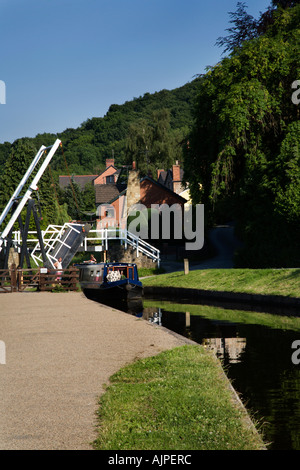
<box><xmin>83</xmin><ymin>284</ymin><xmax>144</xmax><ymax>302</ymax></box>
<box><xmin>77</xmin><ymin>262</ymin><xmax>144</xmax><ymax>303</ymax></box>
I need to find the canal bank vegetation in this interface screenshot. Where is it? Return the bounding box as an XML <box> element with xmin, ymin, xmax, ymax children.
<box><xmin>93</xmin><ymin>345</ymin><xmax>265</xmax><ymax>450</ymax></box>
<box><xmin>143</xmin><ymin>268</ymin><xmax>300</xmax><ymax>299</ymax></box>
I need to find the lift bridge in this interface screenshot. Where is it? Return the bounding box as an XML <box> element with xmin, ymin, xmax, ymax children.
<box><xmin>0</xmin><ymin>139</ymin><xmax>160</xmax><ymax>269</ymax></box>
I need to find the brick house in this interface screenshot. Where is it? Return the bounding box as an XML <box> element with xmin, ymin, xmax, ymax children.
<box><xmin>95</xmin><ymin>184</ymin><xmax>122</xmax><ymax>207</ymax></box>
<box><xmin>93</xmin><ymin>158</ymin><xmax>120</xmax><ymax>185</ymax></box>
<box><xmin>97</xmin><ymin>168</ymin><xmax>186</xmax><ymax>231</ymax></box>
<box><xmin>59</xmin><ymin>158</ymin><xmax>120</xmax><ymax>191</ymax></box>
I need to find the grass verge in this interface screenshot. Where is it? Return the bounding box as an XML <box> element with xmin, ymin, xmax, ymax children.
<box><xmin>143</xmin><ymin>268</ymin><xmax>300</xmax><ymax>298</ymax></box>
<box><xmin>93</xmin><ymin>345</ymin><xmax>265</xmax><ymax>450</ymax></box>
<box><xmin>139</xmin><ymin>267</ymin><xmax>166</xmax><ymax>277</ymax></box>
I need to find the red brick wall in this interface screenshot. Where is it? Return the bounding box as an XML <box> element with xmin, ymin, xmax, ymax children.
<box><xmin>97</xmin><ymin>194</ymin><xmax>126</xmax><ymax>229</ymax></box>
<box><xmin>94</xmin><ymin>167</ymin><xmax>117</xmax><ymax>185</ymax></box>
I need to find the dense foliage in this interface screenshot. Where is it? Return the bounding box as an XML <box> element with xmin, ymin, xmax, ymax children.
<box><xmin>185</xmin><ymin>3</ymin><xmax>300</xmax><ymax>267</ymax></box>
<box><xmin>124</xmin><ymin>108</ymin><xmax>188</xmax><ymax>177</ymax></box>
<box><xmin>0</xmin><ymin>138</ymin><xmax>62</xmax><ymax>230</ymax></box>
<box><xmin>0</xmin><ymin>78</ymin><xmax>200</xmax><ymax>176</ymax></box>
<box><xmin>0</xmin><ymin>78</ymin><xmax>200</xmax><ymax>223</ymax></box>
<box><xmin>216</xmin><ymin>1</ymin><xmax>298</xmax><ymax>54</ymax></box>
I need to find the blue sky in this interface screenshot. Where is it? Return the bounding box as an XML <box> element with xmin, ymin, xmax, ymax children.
<box><xmin>0</xmin><ymin>0</ymin><xmax>271</xmax><ymax>144</ymax></box>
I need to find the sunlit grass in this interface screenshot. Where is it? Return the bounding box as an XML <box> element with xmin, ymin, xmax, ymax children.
<box><xmin>94</xmin><ymin>345</ymin><xmax>265</xmax><ymax>450</ymax></box>
<box><xmin>143</xmin><ymin>268</ymin><xmax>300</xmax><ymax>298</ymax></box>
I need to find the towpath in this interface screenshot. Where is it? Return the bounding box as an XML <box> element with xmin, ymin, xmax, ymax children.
<box><xmin>0</xmin><ymin>291</ymin><xmax>188</xmax><ymax>450</ymax></box>
<box><xmin>160</xmin><ymin>223</ymin><xmax>243</xmax><ymax>273</ymax></box>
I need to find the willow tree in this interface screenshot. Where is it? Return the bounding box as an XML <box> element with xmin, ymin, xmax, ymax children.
<box><xmin>184</xmin><ymin>4</ymin><xmax>300</xmax><ymax>266</ymax></box>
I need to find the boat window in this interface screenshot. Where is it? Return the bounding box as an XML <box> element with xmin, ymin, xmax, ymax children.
<box><xmin>128</xmin><ymin>267</ymin><xmax>134</xmax><ymax>280</ymax></box>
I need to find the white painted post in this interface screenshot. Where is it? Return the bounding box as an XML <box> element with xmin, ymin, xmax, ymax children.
<box><xmin>0</xmin><ymin>340</ymin><xmax>5</xmax><ymax>365</ymax></box>
<box><xmin>184</xmin><ymin>258</ymin><xmax>189</xmax><ymax>275</ymax></box>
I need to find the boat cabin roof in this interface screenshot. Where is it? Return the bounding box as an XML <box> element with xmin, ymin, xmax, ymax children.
<box><xmin>77</xmin><ymin>262</ymin><xmax>138</xmax><ymax>268</ymax></box>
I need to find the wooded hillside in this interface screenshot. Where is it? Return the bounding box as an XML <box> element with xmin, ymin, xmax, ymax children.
<box><xmin>0</xmin><ymin>77</ymin><xmax>201</xmax><ymax>177</ymax></box>
<box><xmin>0</xmin><ymin>1</ymin><xmax>299</xmax><ymax>268</ymax></box>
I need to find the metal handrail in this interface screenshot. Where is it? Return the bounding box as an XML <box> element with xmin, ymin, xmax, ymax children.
<box><xmin>7</xmin><ymin>226</ymin><xmax>161</xmax><ymax>267</ymax></box>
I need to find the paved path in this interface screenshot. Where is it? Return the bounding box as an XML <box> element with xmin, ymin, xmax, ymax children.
<box><xmin>161</xmin><ymin>224</ymin><xmax>243</xmax><ymax>273</ymax></box>
<box><xmin>0</xmin><ymin>292</ymin><xmax>188</xmax><ymax>450</ymax></box>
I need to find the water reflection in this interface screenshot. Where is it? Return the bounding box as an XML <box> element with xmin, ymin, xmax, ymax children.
<box><xmin>143</xmin><ymin>307</ymin><xmax>162</xmax><ymax>325</ymax></box>
<box><xmin>136</xmin><ymin>299</ymin><xmax>300</xmax><ymax>451</ymax></box>
<box><xmin>144</xmin><ymin>304</ymin><xmax>247</xmax><ymax>363</ymax></box>
<box><xmin>84</xmin><ymin>292</ymin><xmax>300</xmax><ymax>451</ymax></box>
<box><xmin>202</xmin><ymin>337</ymin><xmax>246</xmax><ymax>364</ymax></box>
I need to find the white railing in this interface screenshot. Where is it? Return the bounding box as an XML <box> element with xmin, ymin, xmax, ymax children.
<box><xmin>31</xmin><ymin>223</ymin><xmax>84</xmax><ymax>268</ymax></box>
<box><xmin>4</xmin><ymin>226</ymin><xmax>160</xmax><ymax>267</ymax></box>
<box><xmin>81</xmin><ymin>228</ymin><xmax>160</xmax><ymax>266</ymax></box>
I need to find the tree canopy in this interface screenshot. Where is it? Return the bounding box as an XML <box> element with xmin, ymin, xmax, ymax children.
<box><xmin>124</xmin><ymin>108</ymin><xmax>186</xmax><ymax>177</ymax></box>
<box><xmin>0</xmin><ymin>78</ymin><xmax>201</xmax><ymax>223</ymax></box>
<box><xmin>216</xmin><ymin>0</ymin><xmax>299</xmax><ymax>54</ymax></box>
<box><xmin>185</xmin><ymin>2</ymin><xmax>300</xmax><ymax>267</ymax></box>
<box><xmin>0</xmin><ymin>139</ymin><xmax>68</xmax><ymax>230</ymax></box>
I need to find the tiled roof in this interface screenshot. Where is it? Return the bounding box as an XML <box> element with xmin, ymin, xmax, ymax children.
<box><xmin>166</xmin><ymin>168</ymin><xmax>184</xmax><ymax>182</ymax></box>
<box><xmin>59</xmin><ymin>175</ymin><xmax>97</xmax><ymax>190</ymax></box>
<box><xmin>158</xmin><ymin>171</ymin><xmax>167</xmax><ymax>184</ymax></box>
<box><xmin>140</xmin><ymin>176</ymin><xmax>187</xmax><ymax>203</ymax></box>
<box><xmin>105</xmin><ymin>176</ymin><xmax>186</xmax><ymax>205</ymax></box>
<box><xmin>95</xmin><ymin>184</ymin><xmax>121</xmax><ymax>205</ymax></box>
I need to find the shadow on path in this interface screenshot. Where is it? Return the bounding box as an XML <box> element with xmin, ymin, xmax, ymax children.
<box><xmin>160</xmin><ymin>223</ymin><xmax>243</xmax><ymax>273</ymax></box>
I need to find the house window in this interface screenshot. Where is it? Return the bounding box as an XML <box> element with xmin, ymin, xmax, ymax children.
<box><xmin>106</xmin><ymin>175</ymin><xmax>115</xmax><ymax>183</ymax></box>
<box><xmin>105</xmin><ymin>208</ymin><xmax>115</xmax><ymax>217</ymax></box>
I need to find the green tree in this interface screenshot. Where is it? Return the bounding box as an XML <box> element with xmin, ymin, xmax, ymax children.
<box><xmin>271</xmin><ymin>121</ymin><xmax>300</xmax><ymax>224</ymax></box>
<box><xmin>185</xmin><ymin>3</ymin><xmax>300</xmax><ymax>266</ymax></box>
<box><xmin>125</xmin><ymin>109</ymin><xmax>176</xmax><ymax>177</ymax></box>
<box><xmin>0</xmin><ymin>138</ymin><xmax>70</xmax><ymax>230</ymax></box>
<box><xmin>61</xmin><ymin>181</ymin><xmax>83</xmax><ymax>220</ymax></box>
<box><xmin>0</xmin><ymin>138</ymin><xmax>37</xmax><ymax>209</ymax></box>
<box><xmin>216</xmin><ymin>0</ymin><xmax>299</xmax><ymax>54</ymax></box>
<box><xmin>82</xmin><ymin>182</ymin><xmax>96</xmax><ymax>213</ymax></box>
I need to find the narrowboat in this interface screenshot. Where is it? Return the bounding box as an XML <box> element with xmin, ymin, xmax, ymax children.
<box><xmin>77</xmin><ymin>262</ymin><xmax>144</xmax><ymax>301</ymax></box>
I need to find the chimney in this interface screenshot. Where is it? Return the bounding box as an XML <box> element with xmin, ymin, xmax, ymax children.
<box><xmin>106</xmin><ymin>158</ymin><xmax>115</xmax><ymax>168</ymax></box>
<box><xmin>172</xmin><ymin>162</ymin><xmax>181</xmax><ymax>182</ymax></box>
<box><xmin>172</xmin><ymin>162</ymin><xmax>181</xmax><ymax>194</ymax></box>
<box><xmin>132</xmin><ymin>161</ymin><xmax>136</xmax><ymax>171</ymax></box>
<box><xmin>126</xmin><ymin>169</ymin><xmax>140</xmax><ymax>216</ymax></box>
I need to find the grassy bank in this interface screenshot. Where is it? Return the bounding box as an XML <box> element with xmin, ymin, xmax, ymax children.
<box><xmin>143</xmin><ymin>268</ymin><xmax>300</xmax><ymax>298</ymax></box>
<box><xmin>93</xmin><ymin>345</ymin><xmax>265</xmax><ymax>450</ymax></box>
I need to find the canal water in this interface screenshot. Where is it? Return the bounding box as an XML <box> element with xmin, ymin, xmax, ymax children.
<box><xmin>87</xmin><ymin>293</ymin><xmax>300</xmax><ymax>450</ymax></box>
